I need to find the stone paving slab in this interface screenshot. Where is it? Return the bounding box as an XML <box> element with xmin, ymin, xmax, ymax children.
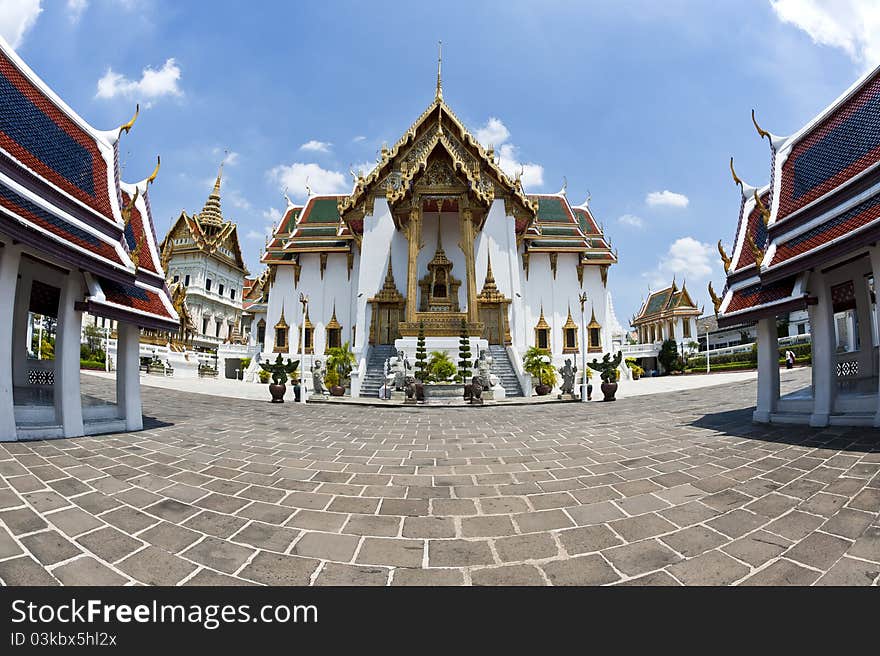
<box><xmin>0</xmin><ymin>368</ymin><xmax>878</xmax><ymax>586</ymax></box>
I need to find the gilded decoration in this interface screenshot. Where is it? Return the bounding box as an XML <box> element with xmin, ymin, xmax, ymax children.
<box><xmin>534</xmin><ymin>306</ymin><xmax>551</xmax><ymax>350</ymax></box>
<box><xmin>296</xmin><ymin>308</ymin><xmax>314</xmax><ymax>354</ymax></box>
<box><xmin>477</xmin><ymin>253</ymin><xmax>512</xmax><ymax>344</ymax></box>
<box><xmin>368</xmin><ymin>258</ymin><xmax>406</xmax><ymax>344</ymax></box>
<box><xmin>549</xmin><ymin>252</ymin><xmax>558</xmax><ymax>280</ymax></box>
<box><xmin>522</xmin><ymin>251</ymin><xmax>530</xmax><ymax>280</ymax></box>
<box><xmin>577</xmin><ymin>260</ymin><xmax>585</xmax><ymax>287</ymax></box>
<box><xmin>273</xmin><ymin>305</ymin><xmax>290</xmax><ymax>353</ymax></box>
<box><xmin>587</xmin><ymin>308</ymin><xmax>602</xmax><ymax>353</ymax></box>
<box><xmin>319</xmin><ymin>252</ymin><xmax>328</xmax><ymax>280</ymax></box>
<box><xmin>418</xmin><ymin>223</ymin><xmax>461</xmax><ymax>312</ymax></box>
<box><xmin>562</xmin><ymin>306</ymin><xmax>579</xmax><ymax>354</ymax></box>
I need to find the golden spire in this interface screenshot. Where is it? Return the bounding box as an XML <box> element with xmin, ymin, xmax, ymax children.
<box><xmin>199</xmin><ymin>163</ymin><xmax>224</xmax><ymax>227</ymax></box>
<box><xmin>730</xmin><ymin>157</ymin><xmax>743</xmax><ymax>190</ymax></box>
<box><xmin>436</xmin><ymin>40</ymin><xmax>443</xmax><ymax>101</ymax></box>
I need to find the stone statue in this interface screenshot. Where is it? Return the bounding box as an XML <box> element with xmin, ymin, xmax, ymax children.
<box><xmin>559</xmin><ymin>358</ymin><xmax>577</xmax><ymax>395</ymax></box>
<box><xmin>476</xmin><ymin>350</ymin><xmax>497</xmax><ymax>391</ymax></box>
<box><xmin>311</xmin><ymin>359</ymin><xmax>326</xmax><ymax>395</ymax></box>
<box><xmin>464</xmin><ymin>375</ymin><xmax>484</xmax><ymax>405</ymax></box>
<box><xmin>405</xmin><ymin>375</ymin><xmax>424</xmax><ymax>402</ymax></box>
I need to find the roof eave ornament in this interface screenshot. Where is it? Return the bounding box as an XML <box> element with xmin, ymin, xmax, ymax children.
<box><xmin>754</xmin><ymin>189</ymin><xmax>771</xmax><ymax>227</ymax></box>
<box><xmin>717</xmin><ymin>239</ymin><xmax>732</xmax><ymax>273</ymax></box>
<box><xmin>119</xmin><ymin>104</ymin><xmax>139</xmax><ymax>137</ymax></box>
<box><xmin>708</xmin><ymin>281</ymin><xmax>722</xmax><ymax>317</ymax></box>
<box><xmin>146</xmin><ymin>155</ymin><xmax>161</xmax><ymax>186</ymax></box>
<box><xmin>752</xmin><ymin>109</ymin><xmax>788</xmax><ymax>150</ymax></box>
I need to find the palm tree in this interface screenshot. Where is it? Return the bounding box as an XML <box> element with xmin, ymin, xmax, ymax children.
<box><xmin>523</xmin><ymin>346</ymin><xmax>557</xmax><ymax>388</ymax></box>
<box><xmin>326</xmin><ymin>341</ymin><xmax>356</xmax><ymax>382</ymax></box>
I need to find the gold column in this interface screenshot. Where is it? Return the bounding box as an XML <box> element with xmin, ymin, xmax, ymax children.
<box><xmin>405</xmin><ymin>207</ymin><xmax>422</xmax><ymax>323</ymax></box>
<box><xmin>460</xmin><ymin>208</ymin><xmax>479</xmax><ymax>324</ymax></box>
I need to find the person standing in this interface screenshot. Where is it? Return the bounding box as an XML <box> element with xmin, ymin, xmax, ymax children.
<box><xmin>785</xmin><ymin>349</ymin><xmax>795</xmax><ymax>369</ymax></box>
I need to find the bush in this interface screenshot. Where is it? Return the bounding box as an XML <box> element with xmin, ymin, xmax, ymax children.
<box><xmin>426</xmin><ymin>351</ymin><xmax>456</xmax><ymax>382</ymax></box>
<box><xmin>80</xmin><ymin>360</ymin><xmax>105</xmax><ymax>370</ymax></box>
<box><xmin>658</xmin><ymin>339</ymin><xmax>680</xmax><ymax>373</ymax></box>
<box><xmin>523</xmin><ymin>346</ymin><xmax>557</xmax><ymax>387</ymax></box>
<box><xmin>324</xmin><ymin>369</ymin><xmax>340</xmax><ymax>388</ymax></box>
<box><xmin>258</xmin><ymin>370</ymin><xmax>270</xmax><ymax>384</ymax></box>
<box><xmin>240</xmin><ymin>357</ymin><xmax>251</xmax><ymax>370</ymax></box>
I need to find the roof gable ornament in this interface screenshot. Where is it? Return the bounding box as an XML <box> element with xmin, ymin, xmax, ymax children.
<box><xmin>708</xmin><ymin>281</ymin><xmax>722</xmax><ymax>316</ymax></box>
<box><xmin>118</xmin><ymin>104</ymin><xmax>139</xmax><ymax>137</ymax></box>
<box><xmin>751</xmin><ymin>109</ymin><xmax>788</xmax><ymax>150</ymax></box>
<box><xmin>436</xmin><ymin>40</ymin><xmax>443</xmax><ymax>102</ymax></box>
<box><xmin>718</xmin><ymin>239</ymin><xmax>732</xmax><ymax>273</ymax></box>
<box><xmin>746</xmin><ymin>231</ymin><xmax>765</xmax><ymax>268</ymax></box>
<box><xmin>146</xmin><ymin>156</ymin><xmax>160</xmax><ymax>186</ymax></box>
<box><xmin>754</xmin><ymin>189</ymin><xmax>771</xmax><ymax>227</ymax></box>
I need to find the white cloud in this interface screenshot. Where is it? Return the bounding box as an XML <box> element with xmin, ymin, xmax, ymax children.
<box><xmin>262</xmin><ymin>207</ymin><xmax>282</xmax><ymax>222</ymax></box>
<box><xmin>617</xmin><ymin>214</ymin><xmax>645</xmax><ymax>229</ymax></box>
<box><xmin>770</xmin><ymin>0</ymin><xmax>880</xmax><ymax>66</ymax></box>
<box><xmin>267</xmin><ymin>162</ymin><xmax>349</xmax><ymax>200</ymax></box>
<box><xmin>0</xmin><ymin>0</ymin><xmax>42</xmax><ymax>48</ymax></box>
<box><xmin>211</xmin><ymin>148</ymin><xmax>239</xmax><ymax>166</ymax></box>
<box><xmin>299</xmin><ymin>140</ymin><xmax>332</xmax><ymax>154</ymax></box>
<box><xmin>475</xmin><ymin>117</ymin><xmax>544</xmax><ymax>190</ymax></box>
<box><xmin>352</xmin><ymin>135</ymin><xmax>367</xmax><ymax>143</ymax></box>
<box><xmin>475</xmin><ymin>117</ymin><xmax>510</xmax><ymax>147</ymax></box>
<box><xmin>95</xmin><ymin>58</ymin><xmax>182</xmax><ymax>102</ymax></box>
<box><xmin>66</xmin><ymin>0</ymin><xmax>87</xmax><ymax>22</ymax></box>
<box><xmin>245</xmin><ymin>230</ymin><xmax>263</xmax><ymax>241</ymax></box>
<box><xmin>644</xmin><ymin>236</ymin><xmax>715</xmax><ymax>288</ymax></box>
<box><xmin>352</xmin><ymin>160</ymin><xmax>376</xmax><ymax>178</ymax></box>
<box><xmin>646</xmin><ymin>190</ymin><xmax>690</xmax><ymax>209</ymax></box>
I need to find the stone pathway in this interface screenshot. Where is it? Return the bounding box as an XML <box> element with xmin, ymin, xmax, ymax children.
<box><xmin>1</xmin><ymin>368</ymin><xmax>878</xmax><ymax>586</ymax></box>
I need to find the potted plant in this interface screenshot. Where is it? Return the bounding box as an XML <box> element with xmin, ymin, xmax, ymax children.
<box><xmin>258</xmin><ymin>370</ymin><xmax>270</xmax><ymax>384</ymax></box>
<box><xmin>325</xmin><ymin>369</ymin><xmax>344</xmax><ymax>396</ymax></box>
<box><xmin>325</xmin><ymin>341</ymin><xmax>356</xmax><ymax>396</ymax></box>
<box><xmin>426</xmin><ymin>351</ymin><xmax>456</xmax><ymax>383</ymax></box>
<box><xmin>588</xmin><ymin>351</ymin><xmax>623</xmax><ymax>401</ymax></box>
<box><xmin>259</xmin><ymin>354</ymin><xmax>300</xmax><ymax>403</ymax></box>
<box><xmin>523</xmin><ymin>346</ymin><xmax>556</xmax><ymax>396</ymax></box>
<box><xmin>626</xmin><ymin>358</ymin><xmax>644</xmax><ymax>381</ymax></box>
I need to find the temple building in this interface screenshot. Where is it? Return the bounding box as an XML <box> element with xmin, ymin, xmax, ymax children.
<box><xmin>0</xmin><ymin>37</ymin><xmax>177</xmax><ymax>440</ymax></box>
<box><xmin>712</xmin><ymin>64</ymin><xmax>880</xmax><ymax>427</ymax></box>
<box><xmin>261</xmin><ymin>61</ymin><xmax>620</xmax><ymax>396</ymax></box>
<box><xmin>628</xmin><ymin>279</ymin><xmax>701</xmax><ymax>371</ymax></box>
<box><xmin>159</xmin><ymin>169</ymin><xmax>249</xmax><ymax>352</ymax></box>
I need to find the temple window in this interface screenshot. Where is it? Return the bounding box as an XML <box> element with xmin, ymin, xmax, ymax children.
<box><xmin>231</xmin><ymin>288</ymin><xmax>236</xmax><ymax>300</ymax></box>
<box><xmin>587</xmin><ymin>309</ymin><xmax>602</xmax><ymax>352</ymax></box>
<box><xmin>219</xmin><ymin>283</ymin><xmax>225</xmax><ymax>296</ymax></box>
<box><xmin>683</xmin><ymin>320</ymin><xmax>691</xmax><ymax>338</ymax></box>
<box><xmin>215</xmin><ymin>319</ymin><xmax>222</xmax><ymax>337</ymax></box>
<box><xmin>206</xmin><ymin>278</ymin><xmax>212</xmax><ymax>292</ymax></box>
<box><xmin>173</xmin><ymin>274</ymin><xmax>179</xmax><ymax>283</ymax></box>
<box><xmin>562</xmin><ymin>307</ymin><xmax>578</xmax><ymax>354</ymax></box>
<box><xmin>534</xmin><ymin>307</ymin><xmax>551</xmax><ymax>350</ymax></box>
<box><xmin>257</xmin><ymin>319</ymin><xmax>266</xmax><ymax>346</ymax></box>
<box><xmin>297</xmin><ymin>309</ymin><xmax>315</xmax><ymax>354</ymax></box>
<box><xmin>832</xmin><ymin>281</ymin><xmax>860</xmax><ymax>353</ymax></box>
<box><xmin>275</xmin><ymin>327</ymin><xmax>287</xmax><ymax>350</ymax></box>
<box><xmin>184</xmin><ymin>274</ymin><xmax>190</xmax><ymax>286</ymax></box>
<box><xmin>202</xmin><ymin>317</ymin><xmax>208</xmax><ymax>334</ymax></box>
<box><xmin>325</xmin><ymin>307</ymin><xmax>342</xmax><ymax>351</ymax></box>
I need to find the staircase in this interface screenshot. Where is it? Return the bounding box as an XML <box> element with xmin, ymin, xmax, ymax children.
<box><xmin>488</xmin><ymin>345</ymin><xmax>524</xmax><ymax>397</ymax></box>
<box><xmin>360</xmin><ymin>345</ymin><xmax>397</xmax><ymax>398</ymax></box>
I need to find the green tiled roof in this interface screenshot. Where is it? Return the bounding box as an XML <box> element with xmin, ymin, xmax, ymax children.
<box><xmin>541</xmin><ymin>226</ymin><xmax>579</xmax><ymax>236</ymax></box>
<box><xmin>645</xmin><ymin>290</ymin><xmax>671</xmax><ymax>314</ymax></box>
<box><xmin>536</xmin><ymin>197</ymin><xmax>570</xmax><ymax>223</ymax></box>
<box><xmin>298</xmin><ymin>226</ymin><xmax>339</xmax><ymax>237</ymax></box>
<box><xmin>305</xmin><ymin>198</ymin><xmax>341</xmax><ymax>223</ymax></box>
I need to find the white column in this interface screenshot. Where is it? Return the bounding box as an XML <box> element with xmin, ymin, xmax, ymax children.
<box><xmin>55</xmin><ymin>271</ymin><xmax>84</xmax><ymax>437</ymax></box>
<box><xmin>754</xmin><ymin>317</ymin><xmax>780</xmax><ymax>423</ymax></box>
<box><xmin>116</xmin><ymin>322</ymin><xmax>142</xmax><ymax>431</ymax></box>
<box><xmin>0</xmin><ymin>245</ymin><xmax>21</xmax><ymax>441</ymax></box>
<box><xmin>870</xmin><ymin>248</ymin><xmax>880</xmax><ymax>427</ymax></box>
<box><xmin>809</xmin><ymin>274</ymin><xmax>835</xmax><ymax>427</ymax></box>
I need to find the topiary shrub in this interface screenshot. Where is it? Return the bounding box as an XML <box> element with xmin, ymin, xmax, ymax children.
<box><xmin>414</xmin><ymin>322</ymin><xmax>428</xmax><ymax>382</ymax></box>
<box><xmin>458</xmin><ymin>319</ymin><xmax>472</xmax><ymax>380</ymax></box>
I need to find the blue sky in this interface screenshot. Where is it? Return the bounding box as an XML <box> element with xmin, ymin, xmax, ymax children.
<box><xmin>1</xmin><ymin>0</ymin><xmax>876</xmax><ymax>323</ymax></box>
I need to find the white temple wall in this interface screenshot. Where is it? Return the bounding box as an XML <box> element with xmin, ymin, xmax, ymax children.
<box><xmin>265</xmin><ymin>265</ymin><xmax>296</xmax><ymax>356</ymax></box>
<box><xmin>354</xmin><ymin>199</ymin><xmax>408</xmax><ymax>354</ymax></box>
<box><xmin>475</xmin><ymin>200</ymin><xmax>524</xmax><ymax>346</ymax></box>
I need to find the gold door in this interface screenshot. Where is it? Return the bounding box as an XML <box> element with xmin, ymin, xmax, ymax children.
<box><xmin>481</xmin><ymin>306</ymin><xmax>501</xmax><ymax>345</ymax></box>
<box><xmin>377</xmin><ymin>305</ymin><xmax>399</xmax><ymax>344</ymax></box>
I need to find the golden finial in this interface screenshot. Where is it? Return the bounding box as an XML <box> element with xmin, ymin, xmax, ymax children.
<box><xmin>305</xmin><ymin>176</ymin><xmax>312</xmax><ymax>198</ymax></box>
<box><xmin>146</xmin><ymin>155</ymin><xmax>160</xmax><ymax>185</ymax></box>
<box><xmin>746</xmin><ymin>231</ymin><xmax>764</xmax><ymax>268</ymax></box>
<box><xmin>754</xmin><ymin>189</ymin><xmax>770</xmax><ymax>227</ymax></box>
<box><xmin>730</xmin><ymin>157</ymin><xmax>743</xmax><ymax>190</ymax></box>
<box><xmin>708</xmin><ymin>281</ymin><xmax>722</xmax><ymax>315</ymax></box>
<box><xmin>436</xmin><ymin>40</ymin><xmax>443</xmax><ymax>101</ymax></box>
<box><xmin>130</xmin><ymin>234</ymin><xmax>145</xmax><ymax>269</ymax></box>
<box><xmin>752</xmin><ymin>109</ymin><xmax>771</xmax><ymax>142</ymax></box>
<box><xmin>718</xmin><ymin>239</ymin><xmax>732</xmax><ymax>273</ymax></box>
<box><xmin>560</xmin><ymin>176</ymin><xmax>567</xmax><ymax>195</ymax></box>
<box><xmin>119</xmin><ymin>104</ymin><xmax>139</xmax><ymax>136</ymax></box>
<box><xmin>122</xmin><ymin>186</ymin><xmax>140</xmax><ymax>226</ymax></box>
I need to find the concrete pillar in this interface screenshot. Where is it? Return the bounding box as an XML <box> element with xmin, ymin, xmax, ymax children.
<box><xmin>809</xmin><ymin>273</ymin><xmax>835</xmax><ymax>427</ymax></box>
<box><xmin>754</xmin><ymin>317</ymin><xmax>780</xmax><ymax>423</ymax></box>
<box><xmin>116</xmin><ymin>322</ymin><xmax>142</xmax><ymax>431</ymax></box>
<box><xmin>870</xmin><ymin>248</ymin><xmax>880</xmax><ymax>427</ymax></box>
<box><xmin>0</xmin><ymin>245</ymin><xmax>21</xmax><ymax>441</ymax></box>
<box><xmin>55</xmin><ymin>271</ymin><xmax>84</xmax><ymax>437</ymax></box>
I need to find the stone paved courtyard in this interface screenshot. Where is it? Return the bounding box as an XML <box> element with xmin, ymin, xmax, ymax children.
<box><xmin>1</xmin><ymin>368</ymin><xmax>878</xmax><ymax>586</ymax></box>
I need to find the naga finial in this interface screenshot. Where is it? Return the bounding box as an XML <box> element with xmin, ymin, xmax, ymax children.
<box><xmin>718</xmin><ymin>239</ymin><xmax>732</xmax><ymax>273</ymax></box>
<box><xmin>708</xmin><ymin>281</ymin><xmax>722</xmax><ymax>315</ymax></box>
<box><xmin>730</xmin><ymin>156</ymin><xmax>743</xmax><ymax>190</ymax></box>
<box><xmin>146</xmin><ymin>155</ymin><xmax>160</xmax><ymax>186</ymax></box>
<box><xmin>754</xmin><ymin>189</ymin><xmax>770</xmax><ymax>227</ymax></box>
<box><xmin>752</xmin><ymin>108</ymin><xmax>771</xmax><ymax>142</ymax></box>
<box><xmin>122</xmin><ymin>186</ymin><xmax>140</xmax><ymax>226</ymax></box>
<box><xmin>746</xmin><ymin>231</ymin><xmax>764</xmax><ymax>268</ymax></box>
<box><xmin>119</xmin><ymin>103</ymin><xmax>139</xmax><ymax>136</ymax></box>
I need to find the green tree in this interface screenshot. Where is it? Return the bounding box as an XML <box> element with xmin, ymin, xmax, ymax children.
<box><xmin>457</xmin><ymin>319</ymin><xmax>472</xmax><ymax>380</ymax></box>
<box><xmin>414</xmin><ymin>322</ymin><xmax>428</xmax><ymax>382</ymax></box>
<box><xmin>427</xmin><ymin>351</ymin><xmax>456</xmax><ymax>382</ymax></box>
<box><xmin>326</xmin><ymin>341</ymin><xmax>356</xmax><ymax>382</ymax></box>
<box><xmin>658</xmin><ymin>339</ymin><xmax>680</xmax><ymax>373</ymax></box>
